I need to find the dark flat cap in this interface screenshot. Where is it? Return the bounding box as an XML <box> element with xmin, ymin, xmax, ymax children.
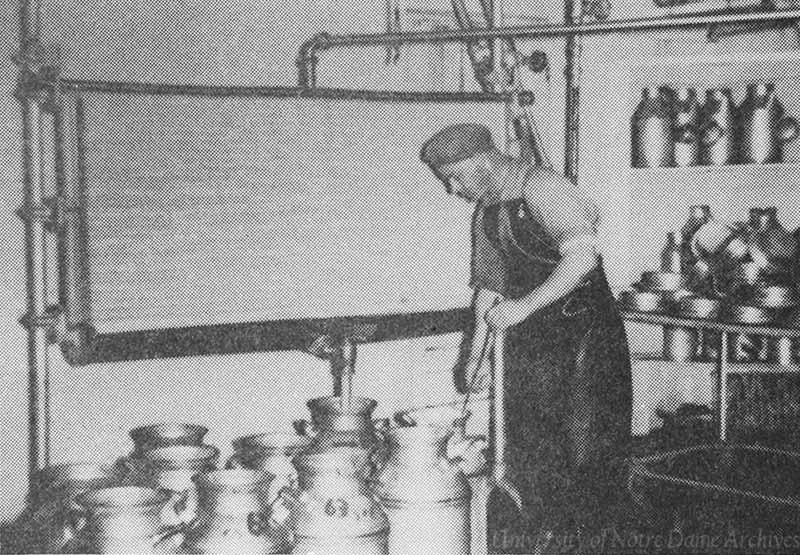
<box><xmin>420</xmin><ymin>123</ymin><xmax>496</xmax><ymax>168</ymax></box>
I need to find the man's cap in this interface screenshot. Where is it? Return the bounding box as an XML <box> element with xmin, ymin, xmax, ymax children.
<box><xmin>420</xmin><ymin>123</ymin><xmax>496</xmax><ymax>168</ymax></box>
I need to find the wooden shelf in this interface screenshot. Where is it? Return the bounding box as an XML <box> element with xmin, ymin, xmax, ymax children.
<box><xmin>629</xmin><ymin>161</ymin><xmax>800</xmax><ymax>175</ymax></box>
<box><xmin>631</xmin><ymin>355</ymin><xmax>800</xmax><ymax>375</ymax></box>
<box><xmin>621</xmin><ymin>309</ymin><xmax>800</xmax><ymax>337</ymax></box>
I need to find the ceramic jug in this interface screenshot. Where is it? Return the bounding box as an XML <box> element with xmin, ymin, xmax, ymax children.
<box><xmin>700</xmin><ymin>89</ymin><xmax>736</xmax><ymax>166</ymax></box>
<box><xmin>631</xmin><ymin>86</ymin><xmax>673</xmax><ymax>167</ymax></box>
<box><xmin>737</xmin><ymin>82</ymin><xmax>798</xmax><ymax>164</ymax></box>
<box><xmin>673</xmin><ymin>87</ymin><xmax>701</xmax><ymax>167</ymax></box>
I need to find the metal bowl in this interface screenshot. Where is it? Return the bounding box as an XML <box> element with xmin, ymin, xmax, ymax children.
<box><xmin>721</xmin><ymin>303</ymin><xmax>780</xmax><ymax>325</ymax></box>
<box><xmin>735</xmin><ymin>285</ymin><xmax>800</xmax><ymax>308</ymax></box>
<box><xmin>676</xmin><ymin>296</ymin><xmax>722</xmax><ymax>320</ymax></box>
<box><xmin>638</xmin><ymin>271</ymin><xmax>689</xmax><ymax>291</ymax></box>
<box><xmin>618</xmin><ymin>291</ymin><xmax>671</xmax><ymax>313</ymax></box>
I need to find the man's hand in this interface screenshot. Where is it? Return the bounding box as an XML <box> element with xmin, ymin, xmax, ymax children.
<box><xmin>484</xmin><ymin>298</ymin><xmax>531</xmax><ymax>330</ymax></box>
<box><xmin>462</xmin><ymin>357</ymin><xmax>491</xmax><ymax>393</ymax></box>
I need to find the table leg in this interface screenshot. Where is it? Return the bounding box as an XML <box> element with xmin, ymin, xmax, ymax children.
<box><xmin>718</xmin><ymin>332</ymin><xmax>729</xmax><ymax>442</ymax></box>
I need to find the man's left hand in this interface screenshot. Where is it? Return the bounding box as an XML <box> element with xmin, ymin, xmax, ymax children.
<box><xmin>484</xmin><ymin>299</ymin><xmax>531</xmax><ymax>330</ymax></box>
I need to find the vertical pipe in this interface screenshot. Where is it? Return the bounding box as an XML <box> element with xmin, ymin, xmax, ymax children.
<box><xmin>20</xmin><ymin>90</ymin><xmax>52</xmax><ymax>479</ymax></box>
<box><xmin>563</xmin><ymin>0</ymin><xmax>581</xmax><ymax>180</ymax></box>
<box><xmin>18</xmin><ymin>0</ymin><xmax>50</xmax><ymax>480</ymax></box>
<box><xmin>718</xmin><ymin>332</ymin><xmax>729</xmax><ymax>441</ymax></box>
<box><xmin>18</xmin><ymin>0</ymin><xmax>41</xmax><ymax>49</ymax></box>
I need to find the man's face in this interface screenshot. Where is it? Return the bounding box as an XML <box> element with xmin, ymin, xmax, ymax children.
<box><xmin>431</xmin><ymin>158</ymin><xmax>477</xmax><ymax>202</ymax></box>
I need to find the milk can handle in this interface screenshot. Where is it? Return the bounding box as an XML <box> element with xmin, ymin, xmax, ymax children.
<box><xmin>293</xmin><ymin>419</ymin><xmax>315</xmax><ymax>437</ymax></box>
<box><xmin>256</xmin><ymin>486</ymin><xmax>298</xmax><ymax>534</ymax></box>
<box><xmin>225</xmin><ymin>453</ymin><xmax>246</xmax><ymax>469</ymax></box>
<box><xmin>64</xmin><ymin>506</ymin><xmax>88</xmax><ymax>545</ymax></box>
<box><xmin>393</xmin><ymin>412</ymin><xmax>416</xmax><ymax>427</ymax></box>
<box><xmin>448</xmin><ymin>435</ymin><xmax>489</xmax><ymax>477</ymax></box>
<box><xmin>152</xmin><ymin>525</ymin><xmax>187</xmax><ymax>554</ymax></box>
<box><xmin>161</xmin><ymin>489</ymin><xmax>191</xmax><ymax>528</ymax></box>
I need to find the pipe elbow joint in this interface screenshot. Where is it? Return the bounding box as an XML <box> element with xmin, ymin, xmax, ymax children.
<box><xmin>297</xmin><ymin>32</ymin><xmax>331</xmax><ymax>64</ymax></box>
<box><xmin>296</xmin><ymin>32</ymin><xmax>332</xmax><ymax>89</ymax></box>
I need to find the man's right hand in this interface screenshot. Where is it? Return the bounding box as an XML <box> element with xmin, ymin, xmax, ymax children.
<box><xmin>462</xmin><ymin>356</ymin><xmax>491</xmax><ymax>393</ymax></box>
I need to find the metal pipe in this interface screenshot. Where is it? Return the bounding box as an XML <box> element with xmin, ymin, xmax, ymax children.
<box><xmin>563</xmin><ymin>0</ymin><xmax>582</xmax><ymax>180</ymax></box>
<box><xmin>296</xmin><ymin>8</ymin><xmax>800</xmax><ymax>55</ymax></box>
<box><xmin>18</xmin><ymin>0</ymin><xmax>50</xmax><ymax>483</ymax></box>
<box><xmin>57</xmin><ymin>79</ymin><xmax>532</xmax><ymax>103</ymax></box>
<box><xmin>450</xmin><ymin>0</ymin><xmax>495</xmax><ymax>92</ymax></box>
<box><xmin>18</xmin><ymin>0</ymin><xmax>41</xmax><ymax>51</ymax></box>
<box><xmin>18</xmin><ymin>82</ymin><xmax>51</xmax><ymax>480</ymax></box>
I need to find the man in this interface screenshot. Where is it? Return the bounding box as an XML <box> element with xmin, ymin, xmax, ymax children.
<box><xmin>420</xmin><ymin>123</ymin><xmax>633</xmax><ymax>551</ymax></box>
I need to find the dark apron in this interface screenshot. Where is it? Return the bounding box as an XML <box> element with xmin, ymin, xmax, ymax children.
<box><xmin>482</xmin><ymin>199</ymin><xmax>633</xmax><ymax>546</ymax></box>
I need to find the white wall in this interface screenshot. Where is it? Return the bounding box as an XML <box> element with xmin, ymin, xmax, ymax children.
<box><xmin>0</xmin><ymin>0</ymin><xmax>501</xmax><ymax>524</ymax></box>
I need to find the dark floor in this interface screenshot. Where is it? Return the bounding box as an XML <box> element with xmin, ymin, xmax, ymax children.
<box><xmin>489</xmin><ymin>421</ymin><xmax>800</xmax><ymax>555</ymax></box>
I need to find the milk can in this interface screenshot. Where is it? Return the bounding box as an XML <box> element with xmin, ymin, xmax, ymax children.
<box><xmin>295</xmin><ymin>396</ymin><xmax>387</xmax><ymax>450</ymax></box>
<box><xmin>68</xmin><ymin>486</ymin><xmax>187</xmax><ymax>554</ymax></box>
<box><xmin>373</xmin><ymin>424</ymin><xmax>472</xmax><ymax>555</ymax></box>
<box><xmin>295</xmin><ymin>396</ymin><xmax>389</xmax><ymax>472</ymax></box>
<box><xmin>126</xmin><ymin>445</ymin><xmax>220</xmax><ymax>526</ymax></box>
<box><xmin>180</xmin><ymin>469</ymin><xmax>289</xmax><ymax>554</ymax></box>
<box><xmin>226</xmin><ymin>432</ymin><xmax>312</xmax><ymax>546</ymax></box>
<box><xmin>289</xmin><ymin>445</ymin><xmax>389</xmax><ymax>555</ymax></box>
<box><xmin>129</xmin><ymin>424</ymin><xmax>210</xmax><ymax>457</ymax></box>
<box><xmin>631</xmin><ymin>86</ymin><xmax>673</xmax><ymax>167</ymax></box>
<box><xmin>394</xmin><ymin>405</ymin><xmax>487</xmax><ymax>476</ymax></box>
<box><xmin>16</xmin><ymin>463</ymin><xmax>124</xmax><ymax>554</ymax></box>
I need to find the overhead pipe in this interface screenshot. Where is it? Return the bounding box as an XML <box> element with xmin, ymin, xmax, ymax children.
<box><xmin>297</xmin><ymin>8</ymin><xmax>800</xmax><ymax>87</ymax></box>
<box><xmin>56</xmin><ymin>79</ymin><xmax>532</xmax><ymax>104</ymax></box>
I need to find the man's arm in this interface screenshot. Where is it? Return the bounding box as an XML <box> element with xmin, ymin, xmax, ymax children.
<box><xmin>484</xmin><ymin>245</ymin><xmax>597</xmax><ymax>330</ymax></box>
<box><xmin>463</xmin><ymin>287</ymin><xmax>503</xmax><ymax>391</ymax></box>
<box><xmin>485</xmin><ymin>172</ymin><xmax>599</xmax><ymax>330</ymax></box>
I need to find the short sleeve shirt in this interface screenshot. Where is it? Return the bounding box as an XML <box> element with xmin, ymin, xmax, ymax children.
<box><xmin>470</xmin><ymin>166</ymin><xmax>599</xmax><ymax>295</ymax></box>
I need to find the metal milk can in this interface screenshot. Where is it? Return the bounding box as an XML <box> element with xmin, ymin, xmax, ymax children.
<box><xmin>394</xmin><ymin>405</ymin><xmax>487</xmax><ymax>476</ymax></box>
<box><xmin>68</xmin><ymin>486</ymin><xmax>186</xmax><ymax>554</ymax></box>
<box><xmin>700</xmin><ymin>89</ymin><xmax>736</xmax><ymax>166</ymax></box>
<box><xmin>737</xmin><ymin>83</ymin><xmax>798</xmax><ymax>164</ymax></box>
<box><xmin>180</xmin><ymin>469</ymin><xmax>289</xmax><ymax>554</ymax></box>
<box><xmin>289</xmin><ymin>445</ymin><xmax>389</xmax><ymax>555</ymax></box>
<box><xmin>373</xmin><ymin>425</ymin><xmax>472</xmax><ymax>555</ymax></box>
<box><xmin>673</xmin><ymin>87</ymin><xmax>700</xmax><ymax>167</ymax></box>
<box><xmin>129</xmin><ymin>424</ymin><xmax>210</xmax><ymax>456</ymax></box>
<box><xmin>126</xmin><ymin>445</ymin><xmax>220</xmax><ymax>526</ymax></box>
<box><xmin>295</xmin><ymin>396</ymin><xmax>389</xmax><ymax>471</ymax></box>
<box><xmin>631</xmin><ymin>86</ymin><xmax>673</xmax><ymax>167</ymax></box>
<box><xmin>227</xmin><ymin>432</ymin><xmax>311</xmax><ymax>487</ymax></box>
<box><xmin>16</xmin><ymin>463</ymin><xmax>124</xmax><ymax>554</ymax></box>
<box><xmin>226</xmin><ymin>432</ymin><xmax>312</xmax><ymax>547</ymax></box>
